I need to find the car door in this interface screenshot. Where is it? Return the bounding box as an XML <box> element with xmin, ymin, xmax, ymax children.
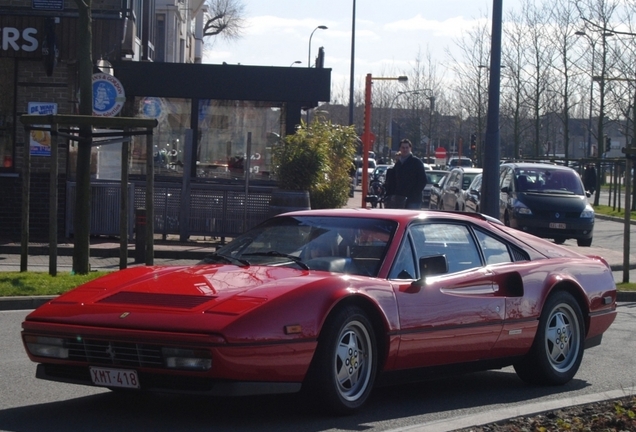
<box><xmin>389</xmin><ymin>222</ymin><xmax>505</xmax><ymax>370</ymax></box>
<box><xmin>441</xmin><ymin>170</ymin><xmax>460</xmax><ymax>210</ymax></box>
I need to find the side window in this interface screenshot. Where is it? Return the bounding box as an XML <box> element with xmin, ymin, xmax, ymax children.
<box><xmin>409</xmin><ymin>223</ymin><xmax>482</xmax><ymax>274</ymax></box>
<box><xmin>446</xmin><ymin>171</ymin><xmax>459</xmax><ymax>189</ymax></box>
<box><xmin>500</xmin><ymin>168</ymin><xmax>513</xmax><ymax>191</ymax></box>
<box><xmin>474</xmin><ymin>229</ymin><xmax>512</xmax><ymax>265</ymax></box>
<box><xmin>388</xmin><ymin>236</ymin><xmax>417</xmax><ymax>280</ymax></box>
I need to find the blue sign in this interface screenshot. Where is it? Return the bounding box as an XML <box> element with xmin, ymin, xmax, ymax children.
<box><xmin>141</xmin><ymin>97</ymin><xmax>165</xmax><ymax>121</ymax></box>
<box><xmin>92</xmin><ymin>73</ymin><xmax>125</xmax><ymax>117</ymax></box>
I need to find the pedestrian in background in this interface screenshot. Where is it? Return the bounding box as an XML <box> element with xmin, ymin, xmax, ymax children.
<box><xmin>583</xmin><ymin>163</ymin><xmax>597</xmax><ymax>196</ymax></box>
<box><xmin>389</xmin><ymin>139</ymin><xmax>427</xmax><ymax>209</ymax></box>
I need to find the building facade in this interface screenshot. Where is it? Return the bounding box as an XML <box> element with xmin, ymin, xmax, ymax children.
<box><xmin>1</xmin><ymin>0</ymin><xmax>331</xmax><ymax>241</ymax></box>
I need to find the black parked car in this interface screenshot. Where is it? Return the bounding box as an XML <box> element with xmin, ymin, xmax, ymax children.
<box><xmin>499</xmin><ymin>162</ymin><xmax>594</xmax><ymax>246</ymax></box>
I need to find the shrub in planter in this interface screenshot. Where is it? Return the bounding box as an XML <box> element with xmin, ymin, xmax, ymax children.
<box><xmin>272</xmin><ymin>120</ymin><xmax>357</xmax><ymax>209</ymax></box>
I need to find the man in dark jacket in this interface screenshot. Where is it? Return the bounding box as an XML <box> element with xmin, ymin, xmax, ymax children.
<box><xmin>392</xmin><ymin>139</ymin><xmax>427</xmax><ymax>209</ymax></box>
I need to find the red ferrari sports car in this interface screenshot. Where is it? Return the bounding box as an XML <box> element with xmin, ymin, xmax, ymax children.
<box><xmin>22</xmin><ymin>209</ymin><xmax>617</xmax><ymax>414</ymax></box>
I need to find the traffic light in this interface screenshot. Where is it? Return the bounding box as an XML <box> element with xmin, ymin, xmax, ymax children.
<box><xmin>605</xmin><ymin>135</ymin><xmax>611</xmax><ymax>153</ymax></box>
<box><xmin>470</xmin><ymin>134</ymin><xmax>476</xmax><ymax>154</ymax></box>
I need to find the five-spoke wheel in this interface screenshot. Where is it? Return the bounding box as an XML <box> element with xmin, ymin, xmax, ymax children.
<box><xmin>303</xmin><ymin>305</ymin><xmax>377</xmax><ymax>414</ymax></box>
<box><xmin>514</xmin><ymin>291</ymin><xmax>585</xmax><ymax>385</ymax></box>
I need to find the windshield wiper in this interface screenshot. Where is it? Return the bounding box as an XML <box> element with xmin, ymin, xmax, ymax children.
<box><xmin>199</xmin><ymin>252</ymin><xmax>250</xmax><ymax>267</ymax></box>
<box><xmin>242</xmin><ymin>251</ymin><xmax>310</xmax><ymax>270</ymax></box>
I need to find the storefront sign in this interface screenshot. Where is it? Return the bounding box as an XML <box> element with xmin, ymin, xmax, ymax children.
<box><xmin>27</xmin><ymin>102</ymin><xmax>57</xmax><ymax>156</ymax></box>
<box><xmin>1</xmin><ymin>27</ymin><xmax>38</xmax><ymax>53</ymax></box>
<box><xmin>92</xmin><ymin>73</ymin><xmax>125</xmax><ymax>117</ymax></box>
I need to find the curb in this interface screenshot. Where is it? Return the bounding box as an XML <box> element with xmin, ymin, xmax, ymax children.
<box><xmin>388</xmin><ymin>389</ymin><xmax>636</xmax><ymax>432</ymax></box>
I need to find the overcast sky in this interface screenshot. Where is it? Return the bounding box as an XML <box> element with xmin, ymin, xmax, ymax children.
<box><xmin>204</xmin><ymin>0</ymin><xmax>524</xmax><ymax>92</ymax></box>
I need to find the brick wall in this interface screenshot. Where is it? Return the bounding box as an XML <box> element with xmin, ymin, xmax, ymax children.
<box><xmin>1</xmin><ymin>58</ymin><xmax>73</xmax><ymax>241</ymax></box>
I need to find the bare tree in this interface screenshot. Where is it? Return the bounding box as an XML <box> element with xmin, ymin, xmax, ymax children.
<box><xmin>550</xmin><ymin>0</ymin><xmax>581</xmax><ymax>163</ymax></box>
<box><xmin>521</xmin><ymin>0</ymin><xmax>556</xmax><ymax>157</ymax></box>
<box><xmin>447</xmin><ymin>14</ymin><xmax>491</xmax><ymax>165</ymax></box>
<box><xmin>203</xmin><ymin>0</ymin><xmax>246</xmax><ymax>40</ymax></box>
<box><xmin>502</xmin><ymin>8</ymin><xmax>532</xmax><ymax>159</ymax></box>
<box><xmin>575</xmin><ymin>0</ymin><xmax>621</xmax><ymax>205</ymax></box>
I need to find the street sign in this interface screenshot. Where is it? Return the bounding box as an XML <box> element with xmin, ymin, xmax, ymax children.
<box><xmin>435</xmin><ymin>147</ymin><xmax>446</xmax><ymax>159</ymax></box>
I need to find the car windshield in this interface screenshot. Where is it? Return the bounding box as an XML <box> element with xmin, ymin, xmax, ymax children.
<box><xmin>515</xmin><ymin>168</ymin><xmax>584</xmax><ymax>195</ymax></box>
<box><xmin>426</xmin><ymin>171</ymin><xmax>447</xmax><ymax>185</ymax></box>
<box><xmin>211</xmin><ymin>216</ymin><xmax>397</xmax><ymax>277</ymax></box>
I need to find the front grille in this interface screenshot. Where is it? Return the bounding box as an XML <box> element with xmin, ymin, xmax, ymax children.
<box><xmin>533</xmin><ymin>210</ymin><xmax>582</xmax><ymax>219</ymax></box>
<box><xmin>67</xmin><ymin>338</ymin><xmax>164</xmax><ymax>368</ymax></box>
<box><xmin>98</xmin><ymin>292</ymin><xmax>214</xmax><ymax>309</ymax></box>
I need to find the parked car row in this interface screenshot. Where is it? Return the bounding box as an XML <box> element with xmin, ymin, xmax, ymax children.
<box><xmin>428</xmin><ymin>163</ymin><xmax>594</xmax><ymax>247</ymax></box>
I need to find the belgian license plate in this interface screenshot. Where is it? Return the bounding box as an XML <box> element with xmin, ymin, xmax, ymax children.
<box><xmin>90</xmin><ymin>366</ymin><xmax>140</xmax><ymax>389</ymax></box>
<box><xmin>549</xmin><ymin>222</ymin><xmax>566</xmax><ymax>229</ymax></box>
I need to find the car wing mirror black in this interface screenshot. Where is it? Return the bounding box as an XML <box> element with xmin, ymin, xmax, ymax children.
<box><xmin>413</xmin><ymin>254</ymin><xmax>448</xmax><ymax>287</ymax></box>
<box><xmin>501</xmin><ymin>186</ymin><xmax>510</xmax><ymax>194</ymax></box>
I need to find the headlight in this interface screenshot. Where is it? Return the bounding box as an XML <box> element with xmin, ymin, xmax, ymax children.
<box><xmin>162</xmin><ymin>347</ymin><xmax>212</xmax><ymax>371</ymax></box>
<box><xmin>513</xmin><ymin>201</ymin><xmax>532</xmax><ymax>215</ymax></box>
<box><xmin>581</xmin><ymin>205</ymin><xmax>595</xmax><ymax>219</ymax></box>
<box><xmin>24</xmin><ymin>335</ymin><xmax>69</xmax><ymax>359</ymax></box>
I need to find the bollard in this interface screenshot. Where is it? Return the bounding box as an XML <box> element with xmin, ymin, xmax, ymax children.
<box><xmin>135</xmin><ymin>208</ymin><xmax>146</xmax><ymax>263</ymax></box>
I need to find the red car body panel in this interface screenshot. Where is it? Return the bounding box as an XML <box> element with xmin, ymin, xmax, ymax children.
<box><xmin>21</xmin><ymin>209</ymin><xmax>617</xmax><ymax>395</ymax></box>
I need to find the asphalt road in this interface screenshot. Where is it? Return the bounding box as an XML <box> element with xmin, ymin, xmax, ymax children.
<box><xmin>1</xmin><ymin>303</ymin><xmax>635</xmax><ymax>432</ymax></box>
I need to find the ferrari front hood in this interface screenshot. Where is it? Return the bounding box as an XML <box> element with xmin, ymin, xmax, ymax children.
<box><xmin>24</xmin><ymin>264</ymin><xmax>330</xmax><ymax>333</ymax></box>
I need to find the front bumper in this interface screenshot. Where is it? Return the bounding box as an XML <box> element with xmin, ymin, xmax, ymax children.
<box><xmin>510</xmin><ymin>215</ymin><xmax>594</xmax><ymax>240</ymax></box>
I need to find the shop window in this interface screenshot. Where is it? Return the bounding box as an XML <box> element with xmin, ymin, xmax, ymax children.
<box><xmin>197</xmin><ymin>100</ymin><xmax>282</xmax><ymax>180</ymax></box>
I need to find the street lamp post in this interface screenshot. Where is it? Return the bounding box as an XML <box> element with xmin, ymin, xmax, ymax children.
<box><xmin>349</xmin><ymin>0</ymin><xmax>356</xmax><ymax>126</ymax></box>
<box><xmin>361</xmin><ymin>73</ymin><xmax>408</xmax><ymax>207</ymax></box>
<box><xmin>289</xmin><ymin>60</ymin><xmax>302</xmax><ymax>67</ymax></box>
<box><xmin>306</xmin><ymin>25</ymin><xmax>327</xmax><ymax>124</ymax></box>
<box><xmin>576</xmin><ymin>28</ymin><xmax>614</xmax><ymax>207</ymax></box>
<box><xmin>427</xmin><ymin>96</ymin><xmax>436</xmax><ymax>162</ymax></box>
<box><xmin>308</xmin><ymin>25</ymin><xmax>327</xmax><ymax>67</ymax></box>
<box><xmin>575</xmin><ymin>31</ymin><xmax>598</xmax><ymax>158</ymax></box>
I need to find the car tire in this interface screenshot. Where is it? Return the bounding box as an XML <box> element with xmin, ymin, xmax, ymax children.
<box><xmin>577</xmin><ymin>237</ymin><xmax>593</xmax><ymax>247</ymax></box>
<box><xmin>554</xmin><ymin>237</ymin><xmax>566</xmax><ymax>245</ymax></box>
<box><xmin>513</xmin><ymin>291</ymin><xmax>585</xmax><ymax>386</ymax></box>
<box><xmin>303</xmin><ymin>305</ymin><xmax>377</xmax><ymax>415</ymax></box>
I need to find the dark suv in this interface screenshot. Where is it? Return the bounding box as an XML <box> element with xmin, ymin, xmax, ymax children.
<box><xmin>499</xmin><ymin>162</ymin><xmax>594</xmax><ymax>246</ymax></box>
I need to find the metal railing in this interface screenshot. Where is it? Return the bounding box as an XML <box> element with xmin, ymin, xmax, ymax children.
<box><xmin>66</xmin><ymin>181</ymin><xmax>275</xmax><ymax>240</ymax></box>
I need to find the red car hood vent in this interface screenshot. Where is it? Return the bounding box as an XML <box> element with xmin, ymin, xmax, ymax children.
<box><xmin>97</xmin><ymin>291</ymin><xmax>215</xmax><ymax>309</ymax></box>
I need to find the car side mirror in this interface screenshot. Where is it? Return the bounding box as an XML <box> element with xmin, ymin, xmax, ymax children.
<box><xmin>501</xmin><ymin>186</ymin><xmax>510</xmax><ymax>194</ymax></box>
<box><xmin>413</xmin><ymin>255</ymin><xmax>448</xmax><ymax>286</ymax></box>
